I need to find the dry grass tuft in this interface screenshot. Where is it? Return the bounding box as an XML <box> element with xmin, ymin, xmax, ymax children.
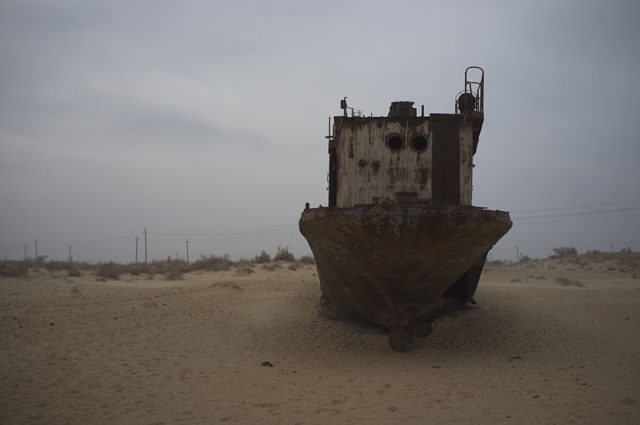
<box><xmin>67</xmin><ymin>268</ymin><xmax>83</xmax><ymax>277</ymax></box>
<box><xmin>252</xmin><ymin>251</ymin><xmax>271</xmax><ymax>264</ymax></box>
<box><xmin>555</xmin><ymin>276</ymin><xmax>584</xmax><ymax>288</ymax></box>
<box><xmin>274</xmin><ymin>246</ymin><xmax>295</xmax><ymax>262</ymax></box>
<box><xmin>234</xmin><ymin>267</ymin><xmax>255</xmax><ymax>276</ymax></box>
<box><xmin>262</xmin><ymin>263</ymin><xmax>281</xmax><ymax>271</ymax></box>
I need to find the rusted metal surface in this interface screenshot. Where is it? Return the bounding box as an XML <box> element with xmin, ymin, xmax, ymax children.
<box><xmin>304</xmin><ymin>67</ymin><xmax>509</xmax><ymax>350</ymax></box>
<box><xmin>331</xmin><ymin>112</ymin><xmax>476</xmax><ymax>208</ymax></box>
<box><xmin>333</xmin><ymin>116</ymin><xmax>434</xmax><ymax>207</ymax></box>
<box><xmin>300</xmin><ymin>205</ymin><xmax>511</xmax><ymax>345</ymax></box>
<box><xmin>430</xmin><ymin>114</ymin><xmax>462</xmax><ymax>205</ymax></box>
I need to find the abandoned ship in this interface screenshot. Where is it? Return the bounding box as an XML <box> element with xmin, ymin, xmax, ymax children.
<box><xmin>299</xmin><ymin>67</ymin><xmax>512</xmax><ymax>351</ymax></box>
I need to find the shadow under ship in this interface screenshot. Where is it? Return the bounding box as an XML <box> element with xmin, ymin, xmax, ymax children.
<box><xmin>299</xmin><ymin>67</ymin><xmax>512</xmax><ymax>351</ymax></box>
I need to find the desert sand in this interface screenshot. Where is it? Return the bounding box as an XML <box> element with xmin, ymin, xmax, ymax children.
<box><xmin>1</xmin><ymin>256</ymin><xmax>639</xmax><ymax>424</ymax></box>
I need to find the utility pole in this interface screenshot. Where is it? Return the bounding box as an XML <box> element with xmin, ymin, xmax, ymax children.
<box><xmin>35</xmin><ymin>239</ymin><xmax>38</xmax><ymax>260</ymax></box>
<box><xmin>68</xmin><ymin>245</ymin><xmax>72</xmax><ymax>263</ymax></box>
<box><xmin>24</xmin><ymin>245</ymin><xmax>27</xmax><ymax>262</ymax></box>
<box><xmin>144</xmin><ymin>228</ymin><xmax>148</xmax><ymax>264</ymax></box>
<box><xmin>185</xmin><ymin>239</ymin><xmax>189</xmax><ymax>263</ymax></box>
<box><xmin>135</xmin><ymin>233</ymin><xmax>139</xmax><ymax>264</ymax></box>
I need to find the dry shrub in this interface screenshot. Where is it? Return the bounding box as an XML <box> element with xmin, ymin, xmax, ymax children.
<box><xmin>0</xmin><ymin>262</ymin><xmax>29</xmax><ymax>278</ymax></box>
<box><xmin>46</xmin><ymin>261</ymin><xmax>73</xmax><ymax>271</ymax></box>
<box><xmin>297</xmin><ymin>255</ymin><xmax>315</xmax><ymax>265</ymax></box>
<box><xmin>567</xmin><ymin>256</ymin><xmax>582</xmax><ymax>265</ymax></box>
<box><xmin>163</xmin><ymin>259</ymin><xmax>188</xmax><ymax>280</ymax></box>
<box><xmin>234</xmin><ymin>267</ymin><xmax>255</xmax><ymax>276</ymax></box>
<box><xmin>555</xmin><ymin>276</ymin><xmax>584</xmax><ymax>287</ymax></box>
<box><xmin>47</xmin><ymin>261</ymin><xmax>92</xmax><ymax>272</ymax></box>
<box><xmin>262</xmin><ymin>263</ymin><xmax>281</xmax><ymax>271</ymax></box>
<box><xmin>166</xmin><ymin>269</ymin><xmax>183</xmax><ymax>280</ymax></box>
<box><xmin>274</xmin><ymin>246</ymin><xmax>295</xmax><ymax>262</ymax></box>
<box><xmin>96</xmin><ymin>262</ymin><xmax>123</xmax><ymax>280</ymax></box>
<box><xmin>288</xmin><ymin>263</ymin><xmax>297</xmax><ymax>271</ymax></box>
<box><xmin>192</xmin><ymin>254</ymin><xmax>233</xmax><ymax>272</ymax></box>
<box><xmin>212</xmin><ymin>281</ymin><xmax>242</xmax><ymax>290</ymax></box>
<box><xmin>550</xmin><ymin>247</ymin><xmax>578</xmax><ymax>259</ymax></box>
<box><xmin>252</xmin><ymin>251</ymin><xmax>271</xmax><ymax>264</ymax></box>
<box><xmin>67</xmin><ymin>268</ymin><xmax>83</xmax><ymax>277</ymax></box>
<box><xmin>123</xmin><ymin>263</ymin><xmax>147</xmax><ymax>276</ymax></box>
<box><xmin>616</xmin><ymin>253</ymin><xmax>640</xmax><ymax>272</ymax></box>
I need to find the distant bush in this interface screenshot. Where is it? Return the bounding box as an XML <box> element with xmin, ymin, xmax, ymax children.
<box><xmin>519</xmin><ymin>255</ymin><xmax>531</xmax><ymax>263</ymax></box>
<box><xmin>550</xmin><ymin>247</ymin><xmax>578</xmax><ymax>259</ymax></box>
<box><xmin>192</xmin><ymin>254</ymin><xmax>233</xmax><ymax>272</ymax></box>
<box><xmin>0</xmin><ymin>262</ymin><xmax>29</xmax><ymax>278</ymax></box>
<box><xmin>67</xmin><ymin>268</ymin><xmax>83</xmax><ymax>277</ymax></box>
<box><xmin>262</xmin><ymin>262</ymin><xmax>281</xmax><ymax>271</ymax></box>
<box><xmin>297</xmin><ymin>255</ymin><xmax>315</xmax><ymax>265</ymax></box>
<box><xmin>96</xmin><ymin>262</ymin><xmax>122</xmax><ymax>280</ymax></box>
<box><xmin>163</xmin><ymin>258</ymin><xmax>189</xmax><ymax>280</ymax></box>
<box><xmin>233</xmin><ymin>267</ymin><xmax>255</xmax><ymax>276</ymax></box>
<box><xmin>125</xmin><ymin>263</ymin><xmax>148</xmax><ymax>276</ymax></box>
<box><xmin>585</xmin><ymin>250</ymin><xmax>603</xmax><ymax>255</ymax></box>
<box><xmin>274</xmin><ymin>246</ymin><xmax>295</xmax><ymax>262</ymax></box>
<box><xmin>166</xmin><ymin>269</ymin><xmax>183</xmax><ymax>280</ymax></box>
<box><xmin>252</xmin><ymin>250</ymin><xmax>271</xmax><ymax>264</ymax></box>
<box><xmin>46</xmin><ymin>261</ymin><xmax>74</xmax><ymax>271</ymax></box>
<box><xmin>555</xmin><ymin>276</ymin><xmax>584</xmax><ymax>287</ymax></box>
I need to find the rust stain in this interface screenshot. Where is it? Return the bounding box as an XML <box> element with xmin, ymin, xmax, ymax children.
<box><xmin>299</xmin><ymin>205</ymin><xmax>512</xmax><ymax>350</ymax></box>
<box><xmin>417</xmin><ymin>167</ymin><xmax>429</xmax><ymax>186</ymax></box>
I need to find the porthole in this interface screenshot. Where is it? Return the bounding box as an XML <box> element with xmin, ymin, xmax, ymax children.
<box><xmin>387</xmin><ymin>135</ymin><xmax>403</xmax><ymax>151</ymax></box>
<box><xmin>411</xmin><ymin>135</ymin><xmax>428</xmax><ymax>151</ymax></box>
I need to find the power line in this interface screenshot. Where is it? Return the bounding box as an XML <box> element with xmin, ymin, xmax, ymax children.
<box><xmin>513</xmin><ymin>206</ymin><xmax>640</xmax><ymax>221</ymax></box>
<box><xmin>511</xmin><ymin>199</ymin><xmax>640</xmax><ymax>214</ymax></box>
<box><xmin>514</xmin><ymin>210</ymin><xmax>640</xmax><ymax>225</ymax></box>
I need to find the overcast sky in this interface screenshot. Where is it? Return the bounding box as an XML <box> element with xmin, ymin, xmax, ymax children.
<box><xmin>1</xmin><ymin>0</ymin><xmax>639</xmax><ymax>263</ymax></box>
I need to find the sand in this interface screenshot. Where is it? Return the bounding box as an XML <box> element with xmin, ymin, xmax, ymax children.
<box><xmin>1</xmin><ymin>257</ymin><xmax>639</xmax><ymax>424</ymax></box>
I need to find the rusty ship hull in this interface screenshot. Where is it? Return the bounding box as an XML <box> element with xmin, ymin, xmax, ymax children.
<box><xmin>299</xmin><ymin>204</ymin><xmax>512</xmax><ymax>349</ymax></box>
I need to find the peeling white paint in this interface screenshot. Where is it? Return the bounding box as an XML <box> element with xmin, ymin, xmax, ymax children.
<box><xmin>335</xmin><ymin>115</ymin><xmax>475</xmax><ymax>208</ymax></box>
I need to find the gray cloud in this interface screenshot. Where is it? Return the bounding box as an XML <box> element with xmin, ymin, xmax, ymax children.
<box><xmin>1</xmin><ymin>0</ymin><xmax>639</xmax><ymax>262</ymax></box>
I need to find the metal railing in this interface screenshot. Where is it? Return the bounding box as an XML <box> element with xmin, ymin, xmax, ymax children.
<box><xmin>455</xmin><ymin>66</ymin><xmax>484</xmax><ymax>115</ymax></box>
